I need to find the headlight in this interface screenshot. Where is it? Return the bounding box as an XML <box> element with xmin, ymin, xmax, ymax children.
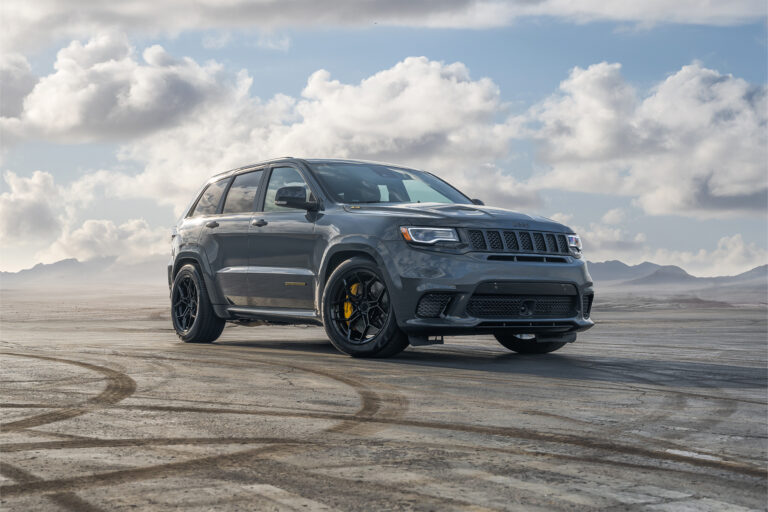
<box><xmin>567</xmin><ymin>234</ymin><xmax>582</xmax><ymax>258</ymax></box>
<box><xmin>400</xmin><ymin>226</ymin><xmax>459</xmax><ymax>244</ymax></box>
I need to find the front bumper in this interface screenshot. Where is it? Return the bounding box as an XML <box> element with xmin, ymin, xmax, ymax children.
<box><xmin>381</xmin><ymin>241</ymin><xmax>595</xmax><ymax>337</ymax></box>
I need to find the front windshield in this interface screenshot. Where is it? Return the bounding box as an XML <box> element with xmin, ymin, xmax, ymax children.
<box><xmin>309</xmin><ymin>162</ymin><xmax>471</xmax><ymax>205</ymax></box>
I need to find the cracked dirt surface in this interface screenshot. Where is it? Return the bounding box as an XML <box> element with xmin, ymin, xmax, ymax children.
<box><xmin>1</xmin><ymin>287</ymin><xmax>766</xmax><ymax>511</ymax></box>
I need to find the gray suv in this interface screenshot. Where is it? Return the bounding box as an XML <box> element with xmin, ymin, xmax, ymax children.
<box><xmin>169</xmin><ymin>158</ymin><xmax>594</xmax><ymax>357</ymax></box>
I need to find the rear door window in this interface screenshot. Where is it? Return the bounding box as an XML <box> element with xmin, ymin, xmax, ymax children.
<box><xmin>222</xmin><ymin>170</ymin><xmax>264</xmax><ymax>214</ymax></box>
<box><xmin>191</xmin><ymin>179</ymin><xmax>229</xmax><ymax>217</ymax></box>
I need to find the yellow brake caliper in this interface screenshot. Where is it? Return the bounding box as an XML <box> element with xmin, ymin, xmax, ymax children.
<box><xmin>344</xmin><ymin>283</ymin><xmax>359</xmax><ymax>324</ymax></box>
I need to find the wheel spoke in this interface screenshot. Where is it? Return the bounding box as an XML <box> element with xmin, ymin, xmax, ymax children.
<box><xmin>360</xmin><ymin>318</ymin><xmax>371</xmax><ymax>339</ymax></box>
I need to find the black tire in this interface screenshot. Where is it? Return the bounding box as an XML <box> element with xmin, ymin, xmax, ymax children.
<box><xmin>321</xmin><ymin>257</ymin><xmax>408</xmax><ymax>358</ymax></box>
<box><xmin>171</xmin><ymin>264</ymin><xmax>225</xmax><ymax>343</ymax></box>
<box><xmin>494</xmin><ymin>334</ymin><xmax>567</xmax><ymax>354</ymax></box>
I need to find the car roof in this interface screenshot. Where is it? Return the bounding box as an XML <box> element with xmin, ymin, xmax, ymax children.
<box><xmin>210</xmin><ymin>157</ymin><xmax>419</xmax><ymax>180</ymax></box>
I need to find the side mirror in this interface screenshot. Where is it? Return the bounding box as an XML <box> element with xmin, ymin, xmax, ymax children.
<box><xmin>471</xmin><ymin>198</ymin><xmax>485</xmax><ymax>206</ymax></box>
<box><xmin>275</xmin><ymin>186</ymin><xmax>318</xmax><ymax>210</ymax></box>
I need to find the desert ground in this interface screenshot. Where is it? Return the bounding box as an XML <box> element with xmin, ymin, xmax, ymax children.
<box><xmin>1</xmin><ymin>286</ymin><xmax>766</xmax><ymax>511</ymax></box>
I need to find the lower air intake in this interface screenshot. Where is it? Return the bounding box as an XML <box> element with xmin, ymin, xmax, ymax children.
<box><xmin>466</xmin><ymin>295</ymin><xmax>576</xmax><ymax>319</ymax></box>
<box><xmin>416</xmin><ymin>294</ymin><xmax>453</xmax><ymax>318</ymax></box>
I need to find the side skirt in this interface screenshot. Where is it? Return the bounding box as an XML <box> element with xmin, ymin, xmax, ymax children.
<box><xmin>225</xmin><ymin>306</ymin><xmax>323</xmax><ymax>326</ymax></box>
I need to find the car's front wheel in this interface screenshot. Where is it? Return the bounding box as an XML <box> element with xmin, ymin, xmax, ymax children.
<box><xmin>171</xmin><ymin>264</ymin><xmax>225</xmax><ymax>343</ymax></box>
<box><xmin>494</xmin><ymin>333</ymin><xmax>568</xmax><ymax>354</ymax></box>
<box><xmin>322</xmin><ymin>257</ymin><xmax>408</xmax><ymax>358</ymax></box>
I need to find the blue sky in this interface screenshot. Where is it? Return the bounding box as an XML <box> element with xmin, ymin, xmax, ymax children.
<box><xmin>1</xmin><ymin>2</ymin><xmax>766</xmax><ymax>275</ymax></box>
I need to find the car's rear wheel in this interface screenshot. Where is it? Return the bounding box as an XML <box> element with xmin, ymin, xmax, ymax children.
<box><xmin>171</xmin><ymin>264</ymin><xmax>225</xmax><ymax>343</ymax></box>
<box><xmin>494</xmin><ymin>334</ymin><xmax>567</xmax><ymax>354</ymax></box>
<box><xmin>322</xmin><ymin>257</ymin><xmax>408</xmax><ymax>358</ymax></box>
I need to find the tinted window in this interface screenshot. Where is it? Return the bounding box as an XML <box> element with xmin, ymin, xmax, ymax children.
<box><xmin>309</xmin><ymin>162</ymin><xmax>470</xmax><ymax>204</ymax></box>
<box><xmin>191</xmin><ymin>179</ymin><xmax>229</xmax><ymax>217</ymax></box>
<box><xmin>222</xmin><ymin>170</ymin><xmax>264</xmax><ymax>214</ymax></box>
<box><xmin>264</xmin><ymin>167</ymin><xmax>310</xmax><ymax>212</ymax></box>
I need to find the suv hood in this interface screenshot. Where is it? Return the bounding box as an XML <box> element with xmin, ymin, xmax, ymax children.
<box><xmin>342</xmin><ymin>203</ymin><xmax>572</xmax><ymax>233</ymax></box>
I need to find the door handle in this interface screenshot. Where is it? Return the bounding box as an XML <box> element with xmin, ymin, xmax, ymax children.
<box><xmin>205</xmin><ymin>221</ymin><xmax>219</xmax><ymax>228</ymax></box>
<box><xmin>252</xmin><ymin>219</ymin><xmax>268</xmax><ymax>227</ymax></box>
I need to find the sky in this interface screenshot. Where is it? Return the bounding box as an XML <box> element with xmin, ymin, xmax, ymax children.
<box><xmin>0</xmin><ymin>1</ymin><xmax>766</xmax><ymax>276</ymax></box>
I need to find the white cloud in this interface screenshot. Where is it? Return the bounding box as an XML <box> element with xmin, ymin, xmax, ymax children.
<box><xmin>0</xmin><ymin>171</ymin><xmax>62</xmax><ymax>244</ymax></box>
<box><xmin>2</xmin><ymin>34</ymin><xmax>228</xmax><ymax>143</ymax></box>
<box><xmin>524</xmin><ymin>62</ymin><xmax>768</xmax><ymax>218</ymax></box>
<box><xmin>548</xmin><ymin>212</ymin><xmax>573</xmax><ymax>225</ymax></box>
<box><xmin>36</xmin><ymin>218</ymin><xmax>168</xmax><ymax>264</ymax></box>
<box><xmin>579</xmin><ymin>213</ymin><xmax>765</xmax><ymax>277</ymax></box>
<box><xmin>601</xmin><ymin>208</ymin><xmax>626</xmax><ymax>225</ymax></box>
<box><xmin>0</xmin><ymin>168</ymin><xmax>166</xmax><ymax>267</ymax></box>
<box><xmin>3</xmin><ymin>38</ymin><xmax>765</xmax><ymax>275</ymax></box>
<box><xmin>0</xmin><ymin>54</ymin><xmax>37</xmax><ymax>118</ymax></box>
<box><xmin>580</xmin><ymin>220</ymin><xmax>647</xmax><ymax>256</ymax></box>
<box><xmin>646</xmin><ymin>234</ymin><xmax>767</xmax><ymax>277</ymax></box>
<box><xmin>4</xmin><ymin>39</ymin><xmax>533</xmax><ymax>210</ymax></box>
<box><xmin>8</xmin><ymin>39</ymin><xmax>764</xmax><ymax>221</ymax></box>
<box><xmin>108</xmin><ymin>54</ymin><xmax>534</xmax><ymax>213</ymax></box>
<box><xmin>256</xmin><ymin>33</ymin><xmax>291</xmax><ymax>51</ymax></box>
<box><xmin>202</xmin><ymin>32</ymin><xmax>233</xmax><ymax>49</ymax></box>
<box><xmin>3</xmin><ymin>1</ymin><xmax>764</xmax><ymax>52</ymax></box>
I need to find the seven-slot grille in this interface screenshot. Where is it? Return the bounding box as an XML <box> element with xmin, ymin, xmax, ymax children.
<box><xmin>466</xmin><ymin>229</ymin><xmax>570</xmax><ymax>255</ymax></box>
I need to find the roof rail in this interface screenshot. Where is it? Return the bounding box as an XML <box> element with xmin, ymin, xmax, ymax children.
<box><xmin>211</xmin><ymin>156</ymin><xmax>297</xmax><ymax>177</ymax></box>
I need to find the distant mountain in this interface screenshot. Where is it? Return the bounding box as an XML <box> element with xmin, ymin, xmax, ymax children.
<box><xmin>710</xmin><ymin>264</ymin><xmax>768</xmax><ymax>284</ymax></box>
<box><xmin>0</xmin><ymin>257</ymin><xmax>114</xmax><ymax>287</ymax></box>
<box><xmin>586</xmin><ymin>260</ymin><xmax>661</xmax><ymax>282</ymax></box>
<box><xmin>2</xmin><ymin>257</ymin><xmax>765</xmax><ymax>294</ymax></box>
<box><xmin>624</xmin><ymin>265</ymin><xmax>698</xmax><ymax>286</ymax></box>
<box><xmin>588</xmin><ymin>259</ymin><xmax>768</xmax><ymax>288</ymax></box>
<box><xmin>0</xmin><ymin>256</ymin><xmax>168</xmax><ymax>289</ymax></box>
<box><xmin>622</xmin><ymin>264</ymin><xmax>767</xmax><ymax>288</ymax></box>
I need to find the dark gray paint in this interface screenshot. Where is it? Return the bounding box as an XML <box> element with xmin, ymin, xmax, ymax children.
<box><xmin>169</xmin><ymin>158</ymin><xmax>594</xmax><ymax>337</ymax></box>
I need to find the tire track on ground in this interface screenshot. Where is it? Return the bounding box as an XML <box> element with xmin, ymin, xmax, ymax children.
<box><xmin>0</xmin><ymin>462</ymin><xmax>104</xmax><ymax>512</ymax></box>
<box><xmin>1</xmin><ymin>345</ymin><xmax>762</xmax><ymax>509</ymax></box>
<box><xmin>105</xmin><ymin>348</ymin><xmax>764</xmax><ymax>477</ymax></box>
<box><xmin>582</xmin><ymin>361</ymin><xmax>741</xmax><ymax>441</ymax></box>
<box><xmin>0</xmin><ymin>442</ymin><xmax>498</xmax><ymax>511</ymax></box>
<box><xmin>0</xmin><ymin>354</ymin><xmax>136</xmax><ymax>432</ymax></box>
<box><xmin>0</xmin><ymin>347</ymin><xmax>414</xmax><ymax>507</ymax></box>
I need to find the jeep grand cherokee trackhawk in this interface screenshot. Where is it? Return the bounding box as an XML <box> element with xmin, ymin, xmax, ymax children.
<box><xmin>168</xmin><ymin>158</ymin><xmax>594</xmax><ymax>357</ymax></box>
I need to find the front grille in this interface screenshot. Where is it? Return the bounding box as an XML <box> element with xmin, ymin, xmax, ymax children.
<box><xmin>545</xmin><ymin>234</ymin><xmax>557</xmax><ymax>252</ymax></box>
<box><xmin>503</xmin><ymin>231</ymin><xmax>519</xmax><ymax>251</ymax></box>
<box><xmin>582</xmin><ymin>294</ymin><xmax>593</xmax><ymax>319</ymax></box>
<box><xmin>469</xmin><ymin>230</ymin><xmax>487</xmax><ymax>250</ymax></box>
<box><xmin>466</xmin><ymin>295</ymin><xmax>576</xmax><ymax>319</ymax></box>
<box><xmin>416</xmin><ymin>293</ymin><xmax>453</xmax><ymax>318</ymax></box>
<box><xmin>519</xmin><ymin>232</ymin><xmax>533</xmax><ymax>251</ymax></box>
<box><xmin>487</xmin><ymin>230</ymin><xmax>503</xmax><ymax>250</ymax></box>
<box><xmin>466</xmin><ymin>229</ymin><xmax>572</xmax><ymax>255</ymax></box>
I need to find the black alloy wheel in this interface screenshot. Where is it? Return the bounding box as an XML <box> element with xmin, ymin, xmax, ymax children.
<box><xmin>322</xmin><ymin>257</ymin><xmax>408</xmax><ymax>357</ymax></box>
<box><xmin>330</xmin><ymin>270</ymin><xmax>389</xmax><ymax>344</ymax></box>
<box><xmin>171</xmin><ymin>264</ymin><xmax>225</xmax><ymax>343</ymax></box>
<box><xmin>172</xmin><ymin>274</ymin><xmax>198</xmax><ymax>332</ymax></box>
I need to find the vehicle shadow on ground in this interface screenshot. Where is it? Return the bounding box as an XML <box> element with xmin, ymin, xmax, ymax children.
<box><xmin>213</xmin><ymin>338</ymin><xmax>766</xmax><ymax>390</ymax></box>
